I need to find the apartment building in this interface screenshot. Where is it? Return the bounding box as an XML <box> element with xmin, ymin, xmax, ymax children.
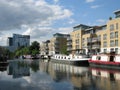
<box><xmin>48</xmin><ymin>33</ymin><xmax>69</xmax><ymax>55</ymax></box>
<box><xmin>67</xmin><ymin>9</ymin><xmax>120</xmax><ymax>55</ymax></box>
<box><xmin>40</xmin><ymin>40</ymin><xmax>50</xmax><ymax>55</ymax></box>
<box><xmin>7</xmin><ymin>34</ymin><xmax>30</xmax><ymax>52</ymax></box>
<box><xmin>67</xmin><ymin>24</ymin><xmax>91</xmax><ymax>54</ymax></box>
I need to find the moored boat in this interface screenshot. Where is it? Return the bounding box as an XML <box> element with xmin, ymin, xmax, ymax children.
<box><xmin>51</xmin><ymin>54</ymin><xmax>90</xmax><ymax>65</ymax></box>
<box><xmin>89</xmin><ymin>53</ymin><xmax>120</xmax><ymax>69</ymax></box>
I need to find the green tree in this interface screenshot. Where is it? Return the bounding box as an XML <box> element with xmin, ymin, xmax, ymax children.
<box><xmin>14</xmin><ymin>41</ymin><xmax>40</xmax><ymax>57</ymax></box>
<box><xmin>29</xmin><ymin>41</ymin><xmax>40</xmax><ymax>55</ymax></box>
<box><xmin>60</xmin><ymin>46</ymin><xmax>68</xmax><ymax>55</ymax></box>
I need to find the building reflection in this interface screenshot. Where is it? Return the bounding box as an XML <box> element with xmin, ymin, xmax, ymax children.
<box><xmin>7</xmin><ymin>61</ymin><xmax>30</xmax><ymax>78</ymax></box>
<box><xmin>0</xmin><ymin>59</ymin><xmax>8</xmax><ymax>72</ymax></box>
<box><xmin>90</xmin><ymin>67</ymin><xmax>120</xmax><ymax>90</ymax></box>
<box><xmin>39</xmin><ymin>61</ymin><xmax>92</xmax><ymax>89</ymax></box>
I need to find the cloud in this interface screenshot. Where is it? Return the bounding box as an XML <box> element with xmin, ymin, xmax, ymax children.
<box><xmin>58</xmin><ymin>27</ymin><xmax>73</xmax><ymax>34</ymax></box>
<box><xmin>54</xmin><ymin>0</ymin><xmax>59</xmax><ymax>3</ymax></box>
<box><xmin>0</xmin><ymin>0</ymin><xmax>73</xmax><ymax>30</ymax></box>
<box><xmin>0</xmin><ymin>33</ymin><xmax>10</xmax><ymax>46</ymax></box>
<box><xmin>0</xmin><ymin>0</ymin><xmax>73</xmax><ymax>45</ymax></box>
<box><xmin>86</xmin><ymin>0</ymin><xmax>95</xmax><ymax>3</ymax></box>
<box><xmin>96</xmin><ymin>19</ymin><xmax>106</xmax><ymax>24</ymax></box>
<box><xmin>91</xmin><ymin>5</ymin><xmax>101</xmax><ymax>9</ymax></box>
<box><xmin>23</xmin><ymin>27</ymin><xmax>53</xmax><ymax>39</ymax></box>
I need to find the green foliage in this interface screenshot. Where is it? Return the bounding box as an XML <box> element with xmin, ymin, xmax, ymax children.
<box><xmin>30</xmin><ymin>61</ymin><xmax>39</xmax><ymax>72</ymax></box>
<box><xmin>14</xmin><ymin>41</ymin><xmax>40</xmax><ymax>57</ymax></box>
<box><xmin>60</xmin><ymin>46</ymin><xmax>68</xmax><ymax>55</ymax></box>
<box><xmin>0</xmin><ymin>46</ymin><xmax>13</xmax><ymax>60</ymax></box>
<box><xmin>30</xmin><ymin>41</ymin><xmax>40</xmax><ymax>55</ymax></box>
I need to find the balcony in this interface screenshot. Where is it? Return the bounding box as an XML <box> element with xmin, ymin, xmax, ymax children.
<box><xmin>82</xmin><ymin>46</ymin><xmax>89</xmax><ymax>48</ymax></box>
<box><xmin>67</xmin><ymin>37</ymin><xmax>72</xmax><ymax>41</ymax></box>
<box><xmin>67</xmin><ymin>48</ymin><xmax>72</xmax><ymax>51</ymax></box>
<box><xmin>87</xmin><ymin>39</ymin><xmax>92</xmax><ymax>43</ymax></box>
<box><xmin>92</xmin><ymin>45</ymin><xmax>101</xmax><ymax>49</ymax></box>
<box><xmin>67</xmin><ymin>42</ymin><xmax>72</xmax><ymax>46</ymax></box>
<box><xmin>92</xmin><ymin>38</ymin><xmax>101</xmax><ymax>42</ymax></box>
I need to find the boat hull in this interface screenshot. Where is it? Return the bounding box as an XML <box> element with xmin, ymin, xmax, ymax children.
<box><xmin>89</xmin><ymin>60</ymin><xmax>120</xmax><ymax>69</ymax></box>
<box><xmin>51</xmin><ymin>59</ymin><xmax>89</xmax><ymax>66</ymax></box>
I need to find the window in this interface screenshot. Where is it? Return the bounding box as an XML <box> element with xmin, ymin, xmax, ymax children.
<box><xmin>103</xmin><ymin>34</ymin><xmax>107</xmax><ymax>40</ymax></box>
<box><xmin>75</xmin><ymin>39</ymin><xmax>79</xmax><ymax>44</ymax></box>
<box><xmin>110</xmin><ymin>48</ymin><xmax>114</xmax><ymax>52</ymax></box>
<box><xmin>103</xmin><ymin>41</ymin><xmax>107</xmax><ymax>47</ymax></box>
<box><xmin>76</xmin><ymin>45</ymin><xmax>79</xmax><ymax>49</ymax></box>
<box><xmin>82</xmin><ymin>38</ymin><xmax>85</xmax><ymax>42</ymax></box>
<box><xmin>77</xmin><ymin>33</ymin><xmax>79</xmax><ymax>38</ymax></box>
<box><xmin>115</xmin><ymin>40</ymin><xmax>118</xmax><ymax>46</ymax></box>
<box><xmin>87</xmin><ymin>37</ymin><xmax>91</xmax><ymax>42</ymax></box>
<box><xmin>110</xmin><ymin>40</ymin><xmax>114</xmax><ymax>47</ymax></box>
<box><xmin>116</xmin><ymin>23</ymin><xmax>118</xmax><ymax>30</ymax></box>
<box><xmin>115</xmin><ymin>48</ymin><xmax>118</xmax><ymax>54</ymax></box>
<box><xmin>104</xmin><ymin>49</ymin><xmax>107</xmax><ymax>53</ymax></box>
<box><xmin>110</xmin><ymin>32</ymin><xmax>114</xmax><ymax>39</ymax></box>
<box><xmin>115</xmin><ymin>31</ymin><xmax>118</xmax><ymax>38</ymax></box>
<box><xmin>110</xmin><ymin>24</ymin><xmax>114</xmax><ymax>30</ymax></box>
<box><xmin>98</xmin><ymin>35</ymin><xmax>101</xmax><ymax>41</ymax></box>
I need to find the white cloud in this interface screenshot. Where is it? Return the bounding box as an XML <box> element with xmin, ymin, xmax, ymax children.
<box><xmin>0</xmin><ymin>0</ymin><xmax>73</xmax><ymax>31</ymax></box>
<box><xmin>68</xmin><ymin>19</ymin><xmax>75</xmax><ymax>24</ymax></box>
<box><xmin>0</xmin><ymin>33</ymin><xmax>11</xmax><ymax>46</ymax></box>
<box><xmin>91</xmin><ymin>5</ymin><xmax>101</xmax><ymax>9</ymax></box>
<box><xmin>54</xmin><ymin>0</ymin><xmax>59</xmax><ymax>3</ymax></box>
<box><xmin>0</xmin><ymin>0</ymin><xmax>73</xmax><ymax>45</ymax></box>
<box><xmin>86</xmin><ymin>0</ymin><xmax>95</xmax><ymax>3</ymax></box>
<box><xmin>96</xmin><ymin>19</ymin><xmax>106</xmax><ymax>24</ymax></box>
<box><xmin>58</xmin><ymin>27</ymin><xmax>73</xmax><ymax>34</ymax></box>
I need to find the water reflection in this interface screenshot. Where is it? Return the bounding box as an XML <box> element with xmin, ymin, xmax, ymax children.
<box><xmin>39</xmin><ymin>61</ymin><xmax>92</xmax><ymax>90</ymax></box>
<box><xmin>90</xmin><ymin>67</ymin><xmax>120</xmax><ymax>90</ymax></box>
<box><xmin>7</xmin><ymin>60</ymin><xmax>31</xmax><ymax>78</ymax></box>
<box><xmin>1</xmin><ymin>60</ymin><xmax>120</xmax><ymax>90</ymax></box>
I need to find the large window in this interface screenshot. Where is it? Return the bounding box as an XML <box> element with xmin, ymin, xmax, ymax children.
<box><xmin>115</xmin><ymin>31</ymin><xmax>118</xmax><ymax>38</ymax></box>
<box><xmin>76</xmin><ymin>45</ymin><xmax>79</xmax><ymax>49</ymax></box>
<box><xmin>103</xmin><ymin>34</ymin><xmax>107</xmax><ymax>40</ymax></box>
<box><xmin>75</xmin><ymin>39</ymin><xmax>79</xmax><ymax>44</ymax></box>
<box><xmin>110</xmin><ymin>32</ymin><xmax>114</xmax><ymax>39</ymax></box>
<box><xmin>115</xmin><ymin>48</ymin><xmax>118</xmax><ymax>54</ymax></box>
<box><xmin>110</xmin><ymin>24</ymin><xmax>114</xmax><ymax>31</ymax></box>
<box><xmin>115</xmin><ymin>40</ymin><xmax>118</xmax><ymax>46</ymax></box>
<box><xmin>104</xmin><ymin>49</ymin><xmax>107</xmax><ymax>53</ymax></box>
<box><xmin>110</xmin><ymin>40</ymin><xmax>114</xmax><ymax>47</ymax></box>
<box><xmin>116</xmin><ymin>23</ymin><xmax>118</xmax><ymax>30</ymax></box>
<box><xmin>110</xmin><ymin>48</ymin><xmax>114</xmax><ymax>52</ymax></box>
<box><xmin>98</xmin><ymin>35</ymin><xmax>101</xmax><ymax>41</ymax></box>
<box><xmin>103</xmin><ymin>41</ymin><xmax>107</xmax><ymax>47</ymax></box>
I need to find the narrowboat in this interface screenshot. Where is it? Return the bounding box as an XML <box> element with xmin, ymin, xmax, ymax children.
<box><xmin>51</xmin><ymin>54</ymin><xmax>90</xmax><ymax>65</ymax></box>
<box><xmin>89</xmin><ymin>53</ymin><xmax>120</xmax><ymax>69</ymax></box>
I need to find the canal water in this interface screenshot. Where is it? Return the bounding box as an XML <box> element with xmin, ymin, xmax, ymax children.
<box><xmin>0</xmin><ymin>59</ymin><xmax>120</xmax><ymax>90</ymax></box>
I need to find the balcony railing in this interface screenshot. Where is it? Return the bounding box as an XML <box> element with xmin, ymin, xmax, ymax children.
<box><xmin>92</xmin><ymin>38</ymin><xmax>101</xmax><ymax>42</ymax></box>
<box><xmin>67</xmin><ymin>48</ymin><xmax>72</xmax><ymax>51</ymax></box>
<box><xmin>67</xmin><ymin>42</ymin><xmax>72</xmax><ymax>46</ymax></box>
<box><xmin>67</xmin><ymin>37</ymin><xmax>72</xmax><ymax>41</ymax></box>
<box><xmin>92</xmin><ymin>45</ymin><xmax>101</xmax><ymax>49</ymax></box>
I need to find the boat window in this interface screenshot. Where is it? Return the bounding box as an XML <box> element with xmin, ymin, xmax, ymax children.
<box><xmin>97</xmin><ymin>56</ymin><xmax>101</xmax><ymax>60</ymax></box>
<box><xmin>97</xmin><ymin>71</ymin><xmax>101</xmax><ymax>76</ymax></box>
<box><xmin>110</xmin><ymin>56</ymin><xmax>114</xmax><ymax>62</ymax></box>
<box><xmin>64</xmin><ymin>57</ymin><xmax>66</xmax><ymax>59</ymax></box>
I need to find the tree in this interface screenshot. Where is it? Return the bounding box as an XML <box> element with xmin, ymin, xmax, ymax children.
<box><xmin>29</xmin><ymin>41</ymin><xmax>40</xmax><ymax>55</ymax></box>
<box><xmin>14</xmin><ymin>41</ymin><xmax>40</xmax><ymax>58</ymax></box>
<box><xmin>60</xmin><ymin>45</ymin><xmax>68</xmax><ymax>55</ymax></box>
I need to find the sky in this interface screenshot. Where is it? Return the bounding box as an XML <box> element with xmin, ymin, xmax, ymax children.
<box><xmin>0</xmin><ymin>0</ymin><xmax>120</xmax><ymax>46</ymax></box>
